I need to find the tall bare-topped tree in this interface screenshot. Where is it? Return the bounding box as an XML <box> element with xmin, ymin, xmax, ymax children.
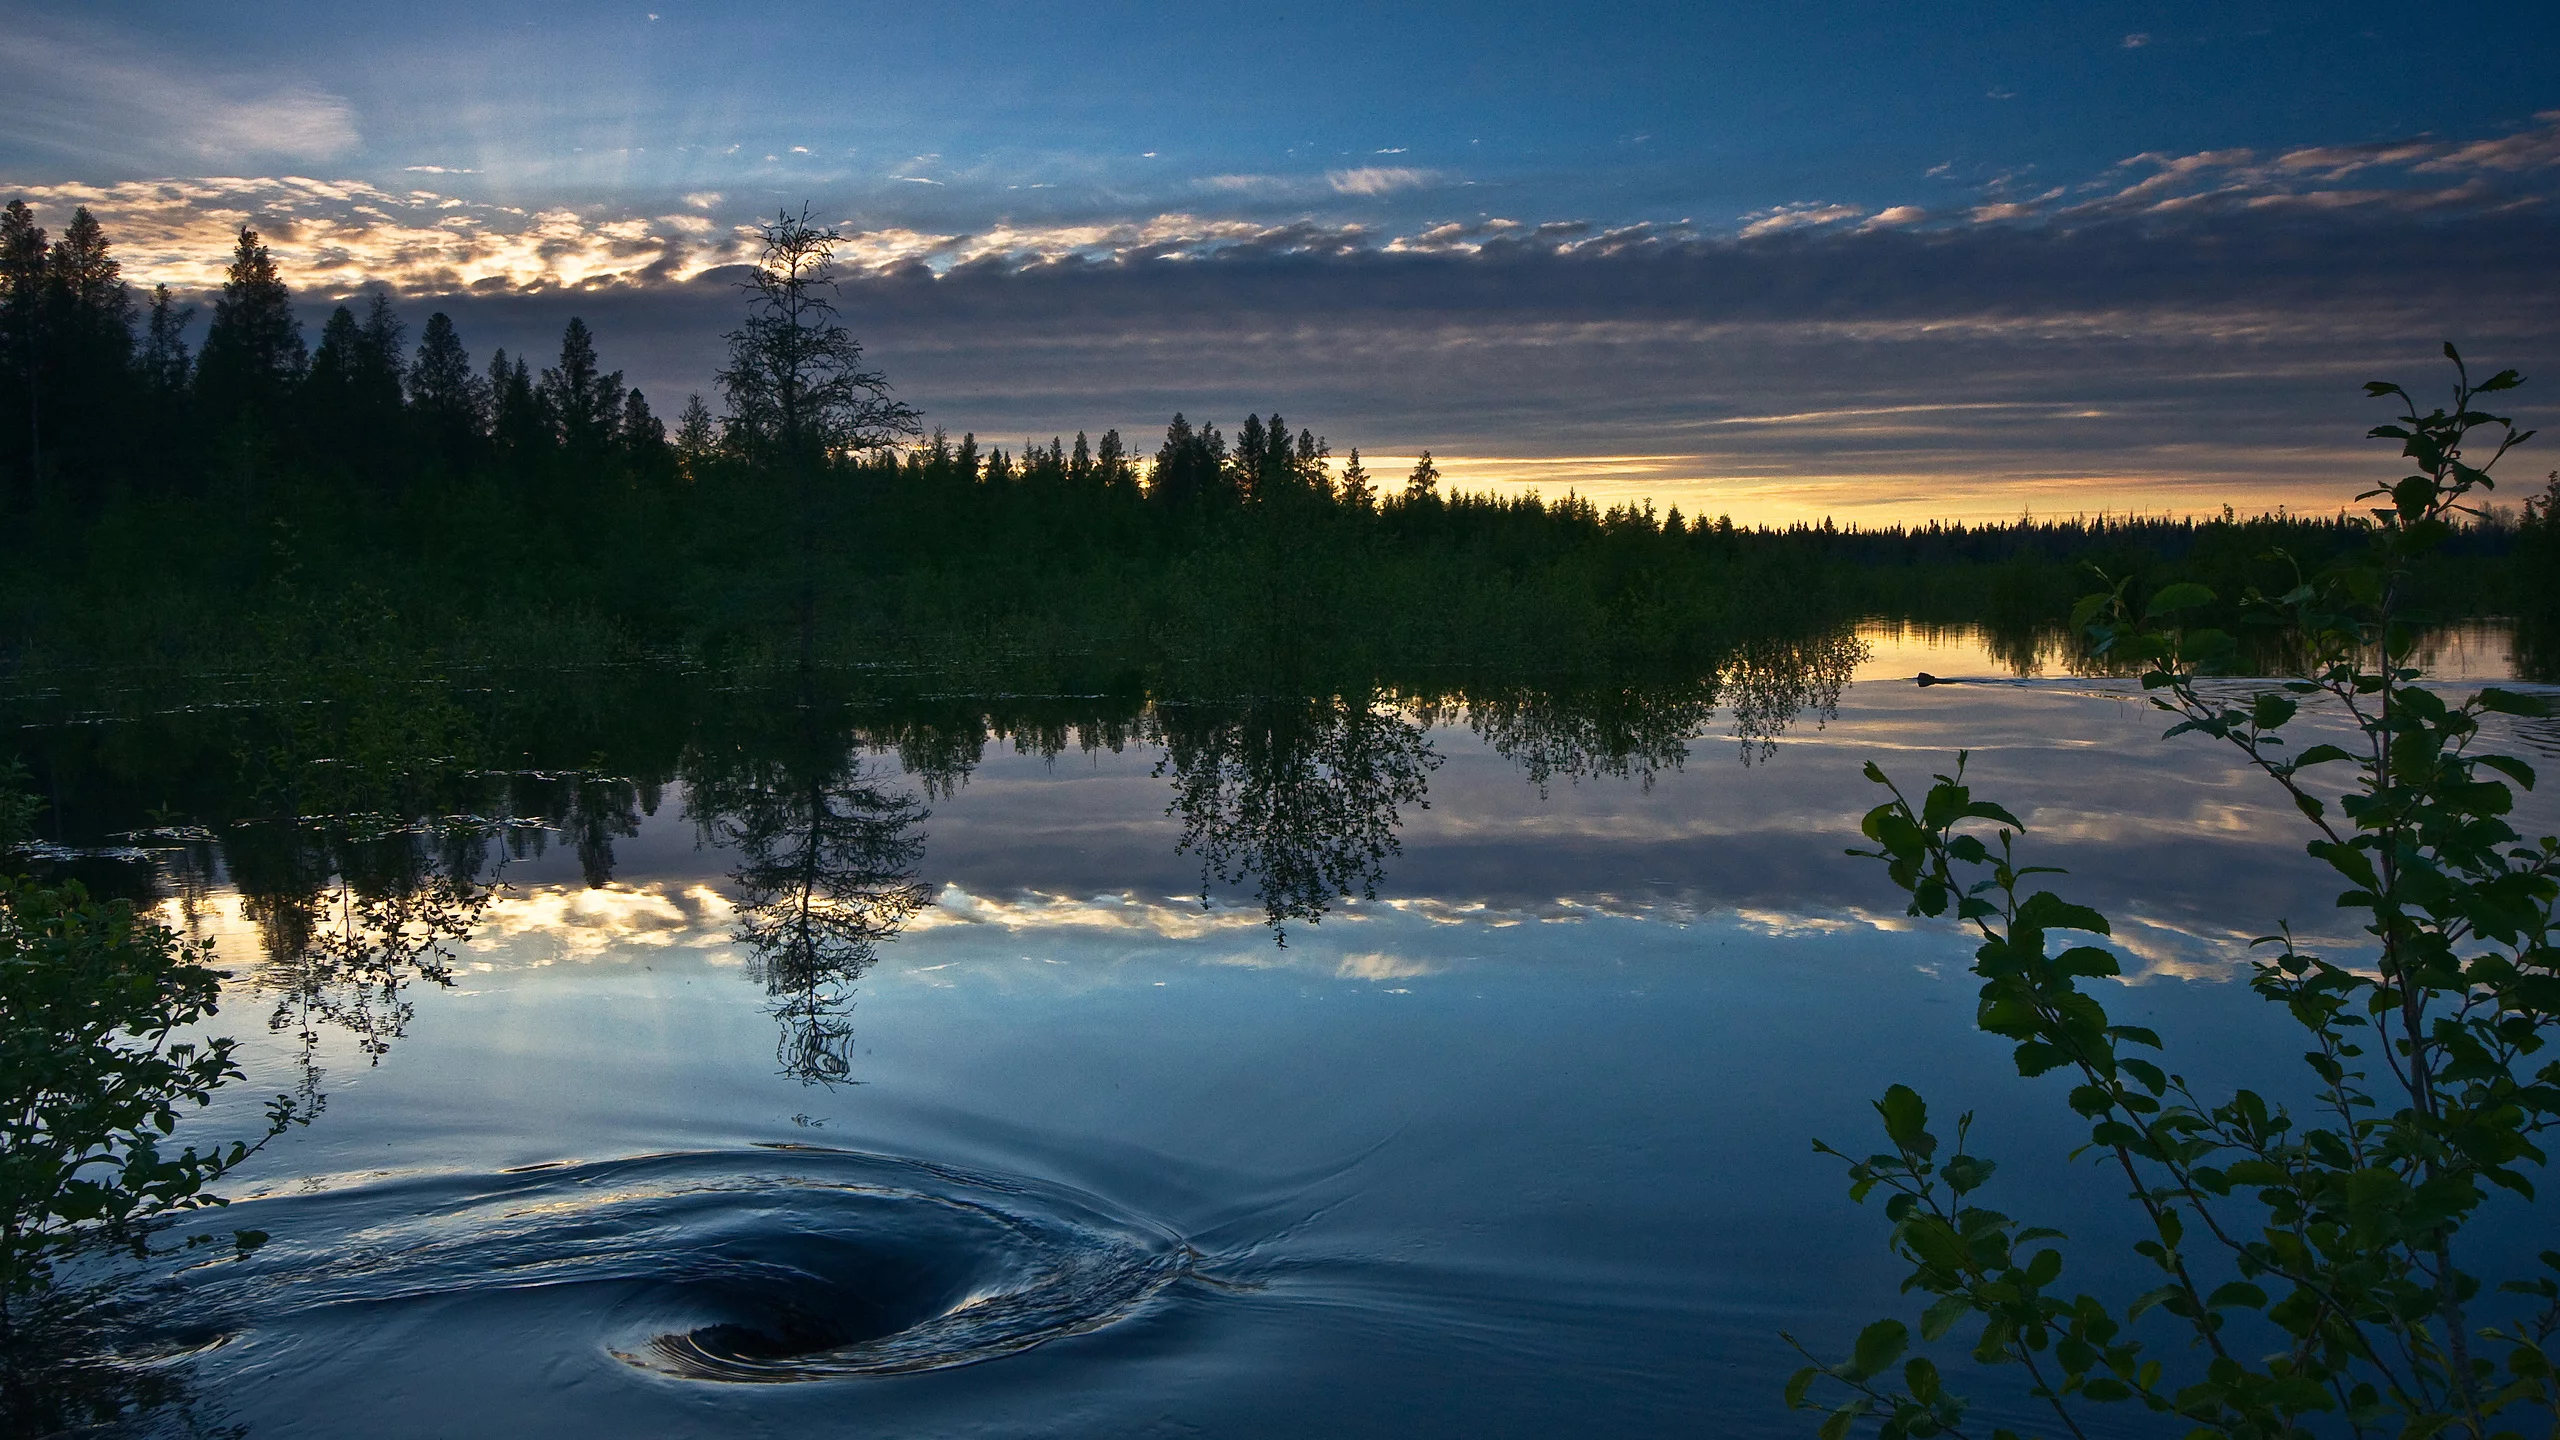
<box><xmin>718</xmin><ymin>207</ymin><xmax>916</xmax><ymax>466</ymax></box>
<box><xmin>718</xmin><ymin>207</ymin><xmax>918</xmax><ymax>664</ymax></box>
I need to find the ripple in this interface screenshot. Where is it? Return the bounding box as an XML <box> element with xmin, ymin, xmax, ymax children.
<box><xmin>169</xmin><ymin>1146</ymin><xmax>1197</xmax><ymax>1384</ymax></box>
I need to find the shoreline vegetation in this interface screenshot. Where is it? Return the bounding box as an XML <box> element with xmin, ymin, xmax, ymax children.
<box><xmin>2</xmin><ymin>204</ymin><xmax>2553</xmax><ymax>695</ymax></box>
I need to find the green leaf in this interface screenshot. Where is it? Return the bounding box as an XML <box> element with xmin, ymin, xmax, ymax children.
<box><xmin>2476</xmin><ymin>754</ymin><xmax>2535</xmax><ymax>791</ymax></box>
<box><xmin>1851</xmin><ymin>1319</ymin><xmax>1909</xmax><ymax>1380</ymax></box>
<box><xmin>2016</xmin><ymin>892</ymin><xmax>2111</xmax><ymax>937</ymax></box>
<box><xmin>1878</xmin><ymin>1085</ymin><xmax>1931</xmax><ymax>1155</ymax></box>
<box><xmin>2206</xmin><ymin>1281</ymin><xmax>2267</xmax><ymax>1310</ymax></box>
<box><xmin>2145</xmin><ymin>582</ymin><xmax>2216</xmax><ymax>616</ymax></box>
<box><xmin>1920</xmin><ymin>1293</ymin><xmax>1973</xmax><ymax>1342</ymax></box>
<box><xmin>2478</xmin><ymin>688</ymin><xmax>2551</xmax><ymax>719</ymax></box>
<box><xmin>1959</xmin><ymin>800</ymin><xmax>2027</xmax><ymax>831</ymax></box>
<box><xmin>1786</xmin><ymin>1365</ymin><xmax>1819</xmax><ymax>1410</ymax></box>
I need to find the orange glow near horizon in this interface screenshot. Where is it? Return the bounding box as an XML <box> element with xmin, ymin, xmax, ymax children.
<box><xmin>1357</xmin><ymin>452</ymin><xmax>2378</xmax><ymax>528</ymax></box>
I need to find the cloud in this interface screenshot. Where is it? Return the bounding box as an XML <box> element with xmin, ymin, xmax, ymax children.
<box><xmin>1327</xmin><ymin>166</ymin><xmax>1432</xmax><ymax>196</ymax></box>
<box><xmin>2121</xmin><ymin>32</ymin><xmax>2152</xmax><ymax>48</ymax></box>
<box><xmin>1739</xmin><ymin>202</ymin><xmax>1864</xmax><ymax>238</ymax></box>
<box><xmin>0</xmin><ymin>21</ymin><xmax>359</xmax><ymax>168</ymax></box>
<box><xmin>12</xmin><ymin>110</ymin><xmax>2556</xmax><ymax>527</ymax></box>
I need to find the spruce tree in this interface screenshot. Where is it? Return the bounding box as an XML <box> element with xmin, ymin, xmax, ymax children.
<box><xmin>1338</xmin><ymin>447</ymin><xmax>1374</xmax><ymax>511</ymax></box>
<box><xmin>139</xmin><ymin>285</ymin><xmax>193</xmax><ymax>398</ymax></box>
<box><xmin>1070</xmin><ymin>430</ymin><xmax>1092</xmax><ymax>484</ymax></box>
<box><xmin>40</xmin><ymin>206</ymin><xmax>134</xmax><ymax>487</ymax></box>
<box><xmin>194</xmin><ymin>226</ymin><xmax>305</xmax><ymax>438</ymax></box>
<box><xmin>618</xmin><ymin>387</ymin><xmax>668</xmax><ymax>477</ymax></box>
<box><xmin>301</xmin><ymin>304</ymin><xmax>362</xmax><ymax>451</ymax></box>
<box><xmin>539</xmin><ymin>317</ymin><xmax>624</xmax><ymax>459</ymax></box>
<box><xmin>0</xmin><ymin>201</ymin><xmax>47</xmax><ymax>490</ymax></box>
<box><xmin>488</xmin><ymin>349</ymin><xmax>550</xmax><ymax>465</ymax></box>
<box><xmin>1095</xmin><ymin>428</ymin><xmax>1130</xmax><ymax>492</ymax></box>
<box><xmin>136</xmin><ymin>284</ymin><xmax>194</xmax><ymax>486</ymax></box>
<box><xmin>352</xmin><ymin>294</ymin><xmax>406</xmax><ymax>425</ymax></box>
<box><xmin>673</xmin><ymin>393</ymin><xmax>719</xmax><ymax>482</ymax></box>
<box><xmin>1404</xmin><ymin>450</ymin><xmax>1440</xmax><ymax>501</ymax></box>
<box><xmin>407</xmin><ymin>311</ymin><xmax>485</xmax><ymax>472</ymax></box>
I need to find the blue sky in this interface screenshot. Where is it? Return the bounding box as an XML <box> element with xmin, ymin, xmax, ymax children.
<box><xmin>4</xmin><ymin>1</ymin><xmax>2556</xmax><ymax>518</ymax></box>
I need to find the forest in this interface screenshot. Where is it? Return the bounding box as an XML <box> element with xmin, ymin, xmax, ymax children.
<box><xmin>2</xmin><ymin>200</ymin><xmax>2553</xmax><ymax>689</ymax></box>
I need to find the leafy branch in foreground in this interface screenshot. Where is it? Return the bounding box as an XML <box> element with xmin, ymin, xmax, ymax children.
<box><xmin>1788</xmin><ymin>347</ymin><xmax>2558</xmax><ymax>1439</ymax></box>
<box><xmin>1</xmin><ymin>773</ymin><xmax>312</xmax><ymax>1336</ymax></box>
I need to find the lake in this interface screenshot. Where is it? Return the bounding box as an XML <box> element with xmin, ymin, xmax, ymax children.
<box><xmin>11</xmin><ymin>620</ymin><xmax>2555</xmax><ymax>1438</ymax></box>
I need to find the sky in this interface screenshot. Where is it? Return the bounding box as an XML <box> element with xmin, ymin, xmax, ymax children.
<box><xmin>4</xmin><ymin>0</ymin><xmax>2557</xmax><ymax>521</ymax></box>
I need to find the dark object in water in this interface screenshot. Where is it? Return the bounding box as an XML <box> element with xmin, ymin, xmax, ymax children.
<box><xmin>1916</xmin><ymin>672</ymin><xmax>1951</xmax><ymax>687</ymax></box>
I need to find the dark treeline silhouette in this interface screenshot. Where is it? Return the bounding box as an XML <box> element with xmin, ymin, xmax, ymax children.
<box><xmin>0</xmin><ymin>201</ymin><xmax>2548</xmax><ymax>686</ymax></box>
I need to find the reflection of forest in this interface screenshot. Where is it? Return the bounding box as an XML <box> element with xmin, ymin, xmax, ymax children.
<box><xmin>6</xmin><ymin>630</ymin><xmax>1866</xmax><ymax>1073</ymax></box>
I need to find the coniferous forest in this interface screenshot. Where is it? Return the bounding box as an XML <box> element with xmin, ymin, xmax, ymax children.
<box><xmin>2</xmin><ymin>202</ymin><xmax>2553</xmax><ymax>693</ymax></box>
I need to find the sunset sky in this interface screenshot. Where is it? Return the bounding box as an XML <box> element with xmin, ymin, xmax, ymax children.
<box><xmin>6</xmin><ymin>0</ymin><xmax>2556</xmax><ymax>521</ymax></box>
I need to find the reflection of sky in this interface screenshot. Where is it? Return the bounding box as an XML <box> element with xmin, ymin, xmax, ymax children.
<box><xmin>167</xmin><ymin>635</ymin><xmax>2559</xmax><ymax>1001</ymax></box>
<box><xmin>7</xmin><ymin>4</ymin><xmax>2556</xmax><ymax>519</ymax></box>
<box><xmin>148</xmin><ymin>646</ymin><xmax>2560</xmax><ymax>1435</ymax></box>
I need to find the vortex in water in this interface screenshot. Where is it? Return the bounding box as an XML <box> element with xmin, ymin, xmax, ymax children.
<box><xmin>167</xmin><ymin>1145</ymin><xmax>1198</xmax><ymax>1385</ymax></box>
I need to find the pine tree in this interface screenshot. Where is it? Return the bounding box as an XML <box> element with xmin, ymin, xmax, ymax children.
<box><xmin>618</xmin><ymin>388</ymin><xmax>668</xmax><ymax>473</ymax></box>
<box><xmin>40</xmin><ymin>206</ymin><xmax>134</xmax><ymax>487</ymax></box>
<box><xmin>1338</xmin><ymin>447</ymin><xmax>1374</xmax><ymax>511</ymax></box>
<box><xmin>139</xmin><ymin>285</ymin><xmax>193</xmax><ymax>399</ymax></box>
<box><xmin>302</xmin><ymin>304</ymin><xmax>362</xmax><ymax>448</ymax></box>
<box><xmin>539</xmin><ymin>317</ymin><xmax>624</xmax><ymax>459</ymax></box>
<box><xmin>488</xmin><ymin>348</ymin><xmax>550</xmax><ymax>465</ymax></box>
<box><xmin>1070</xmin><ymin>430</ymin><xmax>1092</xmax><ymax>484</ymax></box>
<box><xmin>1404</xmin><ymin>450</ymin><xmax>1440</xmax><ymax>501</ymax></box>
<box><xmin>673</xmin><ymin>393</ymin><xmax>719</xmax><ymax>482</ymax></box>
<box><xmin>134</xmin><ymin>284</ymin><xmax>193</xmax><ymax>485</ymax></box>
<box><xmin>407</xmin><ymin>311</ymin><xmax>486</xmax><ymax>472</ymax></box>
<box><xmin>353</xmin><ymin>294</ymin><xmax>405</xmax><ymax>424</ymax></box>
<box><xmin>1095</xmin><ymin>428</ymin><xmax>1130</xmax><ymax>492</ymax></box>
<box><xmin>0</xmin><ymin>200</ymin><xmax>48</xmax><ymax>489</ymax></box>
<box><xmin>194</xmin><ymin>226</ymin><xmax>305</xmax><ymax>437</ymax></box>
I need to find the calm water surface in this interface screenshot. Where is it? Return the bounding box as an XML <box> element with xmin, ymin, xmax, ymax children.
<box><xmin>26</xmin><ymin>623</ymin><xmax>2560</xmax><ymax>1437</ymax></box>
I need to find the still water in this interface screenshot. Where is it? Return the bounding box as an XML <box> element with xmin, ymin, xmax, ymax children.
<box><xmin>19</xmin><ymin>622</ymin><xmax>2558</xmax><ymax>1437</ymax></box>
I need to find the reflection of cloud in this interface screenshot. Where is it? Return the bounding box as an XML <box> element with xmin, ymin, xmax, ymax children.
<box><xmin>471</xmin><ymin>882</ymin><xmax>736</xmax><ymax>963</ymax></box>
<box><xmin>1337</xmin><ymin>951</ymin><xmax>1440</xmax><ymax>980</ymax></box>
<box><xmin>1327</xmin><ymin>166</ymin><xmax>1433</xmax><ymax>195</ymax></box>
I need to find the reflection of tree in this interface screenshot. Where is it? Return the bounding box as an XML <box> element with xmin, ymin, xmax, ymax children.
<box><xmin>226</xmin><ymin>818</ymin><xmax>499</xmax><ymax>1083</ymax></box>
<box><xmin>1154</xmin><ymin>690</ymin><xmax>1439</xmax><ymax>942</ymax></box>
<box><xmin>691</xmin><ymin>714</ymin><xmax>934</xmax><ymax>1085</ymax></box>
<box><xmin>1466</xmin><ymin>678</ymin><xmax>1717</xmax><ymax>793</ymax></box>
<box><xmin>1468</xmin><ymin>627</ymin><xmax>1864</xmax><ymax>788</ymax></box>
<box><xmin>1718</xmin><ymin>629</ymin><xmax>1861</xmax><ymax>761</ymax></box>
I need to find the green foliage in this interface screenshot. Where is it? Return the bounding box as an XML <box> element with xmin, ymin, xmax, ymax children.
<box><xmin>0</xmin><ymin>761</ymin><xmax>36</xmax><ymax>851</ymax></box>
<box><xmin>1791</xmin><ymin>350</ymin><xmax>2559</xmax><ymax>1438</ymax></box>
<box><xmin>0</xmin><ymin>876</ymin><xmax>305</xmax><ymax>1320</ymax></box>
